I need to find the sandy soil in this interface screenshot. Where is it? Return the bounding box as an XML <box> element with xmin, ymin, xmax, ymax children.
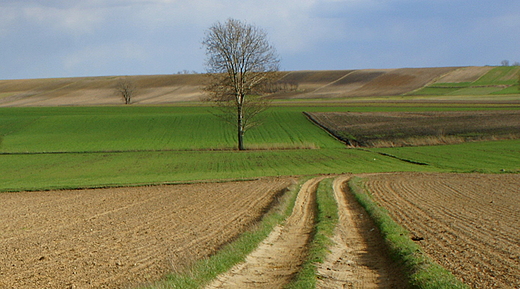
<box><xmin>316</xmin><ymin>175</ymin><xmax>408</xmax><ymax>288</ymax></box>
<box><xmin>0</xmin><ymin>178</ymin><xmax>294</xmax><ymax>289</ymax></box>
<box><xmin>205</xmin><ymin>177</ymin><xmax>323</xmax><ymax>289</ymax></box>
<box><xmin>363</xmin><ymin>173</ymin><xmax>520</xmax><ymax>288</ymax></box>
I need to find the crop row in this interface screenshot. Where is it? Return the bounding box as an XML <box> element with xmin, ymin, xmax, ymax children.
<box><xmin>412</xmin><ymin>66</ymin><xmax>520</xmax><ymax>96</ymax></box>
<box><xmin>1</xmin><ymin>106</ymin><xmax>519</xmax><ymax>191</ymax></box>
<box><xmin>306</xmin><ymin>110</ymin><xmax>520</xmax><ymax>147</ymax></box>
<box><xmin>0</xmin><ymin>107</ymin><xmax>344</xmax><ymax>153</ymax></box>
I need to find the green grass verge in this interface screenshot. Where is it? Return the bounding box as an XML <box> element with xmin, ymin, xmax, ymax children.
<box><xmin>348</xmin><ymin>177</ymin><xmax>469</xmax><ymax>289</ymax></box>
<box><xmin>285</xmin><ymin>178</ymin><xmax>337</xmax><ymax>288</ymax></box>
<box><xmin>139</xmin><ymin>177</ymin><xmax>305</xmax><ymax>289</ymax></box>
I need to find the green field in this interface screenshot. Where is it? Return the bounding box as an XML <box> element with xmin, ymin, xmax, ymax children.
<box><xmin>0</xmin><ymin>106</ymin><xmax>344</xmax><ymax>153</ymax></box>
<box><xmin>411</xmin><ymin>66</ymin><xmax>520</xmax><ymax>96</ymax></box>
<box><xmin>0</xmin><ymin>105</ymin><xmax>519</xmax><ymax>191</ymax></box>
<box><xmin>473</xmin><ymin>66</ymin><xmax>520</xmax><ymax>85</ymax></box>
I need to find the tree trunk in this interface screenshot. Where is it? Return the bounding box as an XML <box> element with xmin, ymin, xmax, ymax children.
<box><xmin>237</xmin><ymin>96</ymin><xmax>245</xmax><ymax>150</ymax></box>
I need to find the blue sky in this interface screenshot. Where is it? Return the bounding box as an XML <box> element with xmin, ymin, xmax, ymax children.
<box><xmin>1</xmin><ymin>0</ymin><xmax>519</xmax><ymax>79</ymax></box>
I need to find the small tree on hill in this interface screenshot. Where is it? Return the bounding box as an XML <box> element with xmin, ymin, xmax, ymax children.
<box><xmin>202</xmin><ymin>18</ymin><xmax>280</xmax><ymax>150</ymax></box>
<box><xmin>115</xmin><ymin>77</ymin><xmax>136</xmax><ymax>104</ymax></box>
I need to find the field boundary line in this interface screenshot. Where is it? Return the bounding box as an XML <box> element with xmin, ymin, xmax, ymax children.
<box><xmin>309</xmin><ymin>70</ymin><xmax>357</xmax><ymax>93</ymax></box>
<box><xmin>302</xmin><ymin>112</ymin><xmax>350</xmax><ymax>146</ymax></box>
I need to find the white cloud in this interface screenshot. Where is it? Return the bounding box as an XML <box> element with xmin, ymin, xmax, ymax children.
<box><xmin>1</xmin><ymin>0</ymin><xmax>519</xmax><ymax>78</ymax></box>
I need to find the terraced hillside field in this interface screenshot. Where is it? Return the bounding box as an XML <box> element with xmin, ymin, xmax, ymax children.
<box><xmin>361</xmin><ymin>173</ymin><xmax>520</xmax><ymax>288</ymax></box>
<box><xmin>0</xmin><ymin>177</ymin><xmax>294</xmax><ymax>288</ymax></box>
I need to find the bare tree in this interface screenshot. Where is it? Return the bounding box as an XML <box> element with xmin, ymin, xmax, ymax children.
<box><xmin>501</xmin><ymin>60</ymin><xmax>510</xmax><ymax>66</ymax></box>
<box><xmin>115</xmin><ymin>77</ymin><xmax>136</xmax><ymax>104</ymax></box>
<box><xmin>202</xmin><ymin>18</ymin><xmax>280</xmax><ymax>150</ymax></box>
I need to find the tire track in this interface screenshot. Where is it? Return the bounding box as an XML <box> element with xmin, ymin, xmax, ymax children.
<box><xmin>205</xmin><ymin>177</ymin><xmax>323</xmax><ymax>289</ymax></box>
<box><xmin>317</xmin><ymin>175</ymin><xmax>408</xmax><ymax>288</ymax></box>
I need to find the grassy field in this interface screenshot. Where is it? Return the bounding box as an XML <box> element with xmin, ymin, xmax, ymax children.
<box><xmin>0</xmin><ymin>105</ymin><xmax>519</xmax><ymax>191</ymax></box>
<box><xmin>0</xmin><ymin>106</ymin><xmax>344</xmax><ymax>152</ymax></box>
<box><xmin>373</xmin><ymin>139</ymin><xmax>520</xmax><ymax>173</ymax></box>
<box><xmin>1</xmin><ymin>102</ymin><xmax>519</xmax><ymax>289</ymax></box>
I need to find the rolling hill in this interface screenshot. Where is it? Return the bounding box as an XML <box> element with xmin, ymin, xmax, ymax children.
<box><xmin>0</xmin><ymin>66</ymin><xmax>517</xmax><ymax>107</ymax></box>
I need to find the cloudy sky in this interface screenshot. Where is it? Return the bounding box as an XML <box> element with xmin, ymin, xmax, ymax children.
<box><xmin>1</xmin><ymin>0</ymin><xmax>519</xmax><ymax>79</ymax></box>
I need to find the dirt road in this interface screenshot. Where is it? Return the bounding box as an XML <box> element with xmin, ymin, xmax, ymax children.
<box><xmin>206</xmin><ymin>176</ymin><xmax>407</xmax><ymax>288</ymax></box>
<box><xmin>317</xmin><ymin>175</ymin><xmax>408</xmax><ymax>288</ymax></box>
<box><xmin>205</xmin><ymin>177</ymin><xmax>323</xmax><ymax>288</ymax></box>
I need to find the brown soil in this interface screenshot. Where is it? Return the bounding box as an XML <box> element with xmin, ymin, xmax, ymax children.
<box><xmin>362</xmin><ymin>172</ymin><xmax>520</xmax><ymax>289</ymax></box>
<box><xmin>0</xmin><ymin>74</ymin><xmax>207</xmax><ymax>107</ymax></box>
<box><xmin>2</xmin><ymin>67</ymin><xmax>508</xmax><ymax>106</ymax></box>
<box><xmin>205</xmin><ymin>177</ymin><xmax>324</xmax><ymax>289</ymax></box>
<box><xmin>346</xmin><ymin>67</ymin><xmax>459</xmax><ymax>97</ymax></box>
<box><xmin>306</xmin><ymin>110</ymin><xmax>520</xmax><ymax>147</ymax></box>
<box><xmin>305</xmin><ymin>70</ymin><xmax>390</xmax><ymax>98</ymax></box>
<box><xmin>2</xmin><ymin>173</ymin><xmax>518</xmax><ymax>289</ymax></box>
<box><xmin>316</xmin><ymin>176</ymin><xmax>408</xmax><ymax>288</ymax></box>
<box><xmin>0</xmin><ymin>177</ymin><xmax>295</xmax><ymax>289</ymax></box>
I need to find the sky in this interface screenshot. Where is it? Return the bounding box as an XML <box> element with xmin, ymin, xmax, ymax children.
<box><xmin>1</xmin><ymin>0</ymin><xmax>519</xmax><ymax>80</ymax></box>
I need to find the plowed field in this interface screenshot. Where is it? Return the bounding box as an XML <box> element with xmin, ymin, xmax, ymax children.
<box><xmin>0</xmin><ymin>178</ymin><xmax>294</xmax><ymax>289</ymax></box>
<box><xmin>306</xmin><ymin>110</ymin><xmax>520</xmax><ymax>147</ymax></box>
<box><xmin>362</xmin><ymin>173</ymin><xmax>520</xmax><ymax>288</ymax></box>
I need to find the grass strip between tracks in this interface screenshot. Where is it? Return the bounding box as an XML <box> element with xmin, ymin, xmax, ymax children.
<box><xmin>348</xmin><ymin>177</ymin><xmax>469</xmax><ymax>289</ymax></box>
<box><xmin>139</xmin><ymin>178</ymin><xmax>307</xmax><ymax>289</ymax></box>
<box><xmin>285</xmin><ymin>177</ymin><xmax>338</xmax><ymax>288</ymax></box>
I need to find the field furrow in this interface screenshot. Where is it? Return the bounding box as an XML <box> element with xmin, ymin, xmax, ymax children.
<box><xmin>363</xmin><ymin>173</ymin><xmax>520</xmax><ymax>289</ymax></box>
<box><xmin>0</xmin><ymin>178</ymin><xmax>294</xmax><ymax>289</ymax></box>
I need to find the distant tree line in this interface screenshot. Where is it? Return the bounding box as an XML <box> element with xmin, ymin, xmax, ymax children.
<box><xmin>260</xmin><ymin>80</ymin><xmax>299</xmax><ymax>94</ymax></box>
<box><xmin>501</xmin><ymin>60</ymin><xmax>520</xmax><ymax>66</ymax></box>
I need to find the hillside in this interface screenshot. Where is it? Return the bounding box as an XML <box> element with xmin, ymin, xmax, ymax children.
<box><xmin>0</xmin><ymin>66</ymin><xmax>517</xmax><ymax>106</ymax></box>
